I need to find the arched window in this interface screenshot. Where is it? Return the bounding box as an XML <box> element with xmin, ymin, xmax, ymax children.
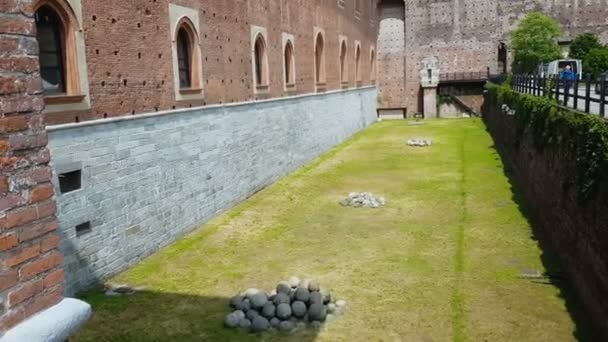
<box><xmin>254</xmin><ymin>34</ymin><xmax>268</xmax><ymax>88</ymax></box>
<box><xmin>177</xmin><ymin>27</ymin><xmax>192</xmax><ymax>88</ymax></box>
<box><xmin>370</xmin><ymin>48</ymin><xmax>376</xmax><ymax>83</ymax></box>
<box><xmin>355</xmin><ymin>44</ymin><xmax>361</xmax><ymax>84</ymax></box>
<box><xmin>172</xmin><ymin>15</ymin><xmax>203</xmax><ymax>98</ymax></box>
<box><xmin>35</xmin><ymin>5</ymin><xmax>67</xmax><ymax>95</ymax></box>
<box><xmin>315</xmin><ymin>33</ymin><xmax>326</xmax><ymax>85</ymax></box>
<box><xmin>498</xmin><ymin>43</ymin><xmax>507</xmax><ymax>74</ymax></box>
<box><xmin>284</xmin><ymin>40</ymin><xmax>295</xmax><ymax>87</ymax></box>
<box><xmin>340</xmin><ymin>41</ymin><xmax>348</xmax><ymax>85</ymax></box>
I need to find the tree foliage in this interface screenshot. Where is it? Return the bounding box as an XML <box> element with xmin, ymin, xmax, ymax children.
<box><xmin>511</xmin><ymin>13</ymin><xmax>561</xmax><ymax>74</ymax></box>
<box><xmin>585</xmin><ymin>47</ymin><xmax>608</xmax><ymax>78</ymax></box>
<box><xmin>569</xmin><ymin>33</ymin><xmax>603</xmax><ymax>61</ymax></box>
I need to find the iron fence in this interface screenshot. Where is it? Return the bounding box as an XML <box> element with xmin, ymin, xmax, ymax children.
<box><xmin>512</xmin><ymin>74</ymin><xmax>607</xmax><ymax>118</ymax></box>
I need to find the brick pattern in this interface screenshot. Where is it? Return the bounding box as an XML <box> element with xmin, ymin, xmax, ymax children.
<box><xmin>377</xmin><ymin>0</ymin><xmax>608</xmax><ymax>113</ymax></box>
<box><xmin>40</xmin><ymin>0</ymin><xmax>379</xmax><ymax>125</ymax></box>
<box><xmin>0</xmin><ymin>0</ymin><xmax>64</xmax><ymax>332</ymax></box>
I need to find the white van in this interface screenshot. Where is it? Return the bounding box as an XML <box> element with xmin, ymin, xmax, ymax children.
<box><xmin>538</xmin><ymin>59</ymin><xmax>583</xmax><ymax>79</ymax></box>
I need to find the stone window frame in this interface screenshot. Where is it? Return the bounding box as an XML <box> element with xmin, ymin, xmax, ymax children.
<box><xmin>370</xmin><ymin>46</ymin><xmax>376</xmax><ymax>84</ymax></box>
<box><xmin>169</xmin><ymin>4</ymin><xmax>204</xmax><ymax>102</ymax></box>
<box><xmin>338</xmin><ymin>35</ymin><xmax>349</xmax><ymax>88</ymax></box>
<box><xmin>354</xmin><ymin>40</ymin><xmax>362</xmax><ymax>86</ymax></box>
<box><xmin>313</xmin><ymin>27</ymin><xmax>327</xmax><ymax>92</ymax></box>
<box><xmin>175</xmin><ymin>18</ymin><xmax>202</xmax><ymax>91</ymax></box>
<box><xmin>251</xmin><ymin>25</ymin><xmax>270</xmax><ymax>94</ymax></box>
<box><xmin>35</xmin><ymin>0</ymin><xmax>91</xmax><ymax>114</ymax></box>
<box><xmin>282</xmin><ymin>33</ymin><xmax>296</xmax><ymax>92</ymax></box>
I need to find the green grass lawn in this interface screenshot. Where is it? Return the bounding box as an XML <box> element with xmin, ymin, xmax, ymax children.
<box><xmin>75</xmin><ymin>119</ymin><xmax>592</xmax><ymax>341</ymax></box>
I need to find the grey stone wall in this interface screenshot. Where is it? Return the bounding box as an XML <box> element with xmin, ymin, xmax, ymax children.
<box><xmin>47</xmin><ymin>87</ymin><xmax>377</xmax><ymax>295</ymax></box>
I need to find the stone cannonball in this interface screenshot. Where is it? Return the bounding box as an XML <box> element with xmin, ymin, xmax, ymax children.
<box><xmin>224</xmin><ymin>313</ymin><xmax>240</xmax><ymax>328</ymax></box>
<box><xmin>276</xmin><ymin>303</ymin><xmax>292</xmax><ymax>320</ymax></box>
<box><xmin>295</xmin><ymin>287</ymin><xmax>310</xmax><ymax>303</ymax></box>
<box><xmin>291</xmin><ymin>301</ymin><xmax>307</xmax><ymax>318</ymax></box>
<box><xmin>308</xmin><ymin>303</ymin><xmax>328</xmax><ymax>322</ymax></box>
<box><xmin>251</xmin><ymin>292</ymin><xmax>268</xmax><ymax>309</ymax></box>
<box><xmin>251</xmin><ymin>316</ymin><xmax>271</xmax><ymax>333</ymax></box>
<box><xmin>273</xmin><ymin>292</ymin><xmax>290</xmax><ymax>305</ymax></box>
<box><xmin>261</xmin><ymin>303</ymin><xmax>276</xmax><ymax>319</ymax></box>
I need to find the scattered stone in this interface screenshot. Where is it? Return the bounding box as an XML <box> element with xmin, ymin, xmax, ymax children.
<box><xmin>104</xmin><ymin>290</ymin><xmax>121</xmax><ymax>297</ymax></box>
<box><xmin>308</xmin><ymin>281</ymin><xmax>320</xmax><ymax>292</ymax></box>
<box><xmin>230</xmin><ymin>295</ymin><xmax>244</xmax><ymax>309</ymax></box>
<box><xmin>273</xmin><ymin>293</ymin><xmax>290</xmax><ymax>305</ymax></box>
<box><xmin>239</xmin><ymin>318</ymin><xmax>252</xmax><ymax>330</ymax></box>
<box><xmin>251</xmin><ymin>316</ymin><xmax>271</xmax><ymax>333</ymax></box>
<box><xmin>298</xmin><ymin>279</ymin><xmax>311</xmax><ymax>289</ymax></box>
<box><xmin>288</xmin><ymin>276</ymin><xmax>300</xmax><ymax>288</ymax></box>
<box><xmin>407</xmin><ymin>138</ymin><xmax>432</xmax><ymax>147</ymax></box>
<box><xmin>340</xmin><ymin>192</ymin><xmax>386</xmax><ymax>208</ymax></box>
<box><xmin>278</xmin><ymin>320</ymin><xmax>295</xmax><ymax>332</ymax></box>
<box><xmin>276</xmin><ymin>303</ymin><xmax>292</xmax><ymax>320</ymax></box>
<box><xmin>246</xmin><ymin>309</ymin><xmax>259</xmax><ymax>320</ymax></box>
<box><xmin>270</xmin><ymin>317</ymin><xmax>280</xmax><ymax>328</ymax></box>
<box><xmin>321</xmin><ymin>290</ymin><xmax>332</xmax><ymax>304</ymax></box>
<box><xmin>224</xmin><ymin>313</ymin><xmax>241</xmax><ymax>328</ymax></box>
<box><xmin>291</xmin><ymin>301</ymin><xmax>307</xmax><ymax>318</ymax></box>
<box><xmin>243</xmin><ymin>288</ymin><xmax>259</xmax><ymax>299</ymax></box>
<box><xmin>295</xmin><ymin>287</ymin><xmax>310</xmax><ymax>303</ymax></box>
<box><xmin>225</xmin><ymin>278</ymin><xmax>345</xmax><ymax>334</ymax></box>
<box><xmin>250</xmin><ymin>292</ymin><xmax>268</xmax><ymax>309</ymax></box>
<box><xmin>276</xmin><ymin>281</ymin><xmax>291</xmax><ymax>295</ymax></box>
<box><xmin>236</xmin><ymin>298</ymin><xmax>251</xmax><ymax>312</ymax></box>
<box><xmin>233</xmin><ymin>310</ymin><xmax>246</xmax><ymax>321</ymax></box>
<box><xmin>308</xmin><ymin>303</ymin><xmax>327</xmax><ymax>322</ymax></box>
<box><xmin>261</xmin><ymin>303</ymin><xmax>276</xmax><ymax>319</ymax></box>
<box><xmin>311</xmin><ymin>321</ymin><xmax>323</xmax><ymax>329</ymax></box>
<box><xmin>309</xmin><ymin>292</ymin><xmax>323</xmax><ymax>305</ymax></box>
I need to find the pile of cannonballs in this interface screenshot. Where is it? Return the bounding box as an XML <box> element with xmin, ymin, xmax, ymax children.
<box><xmin>224</xmin><ymin>277</ymin><xmax>347</xmax><ymax>333</ymax></box>
<box><xmin>339</xmin><ymin>192</ymin><xmax>386</xmax><ymax>208</ymax></box>
<box><xmin>407</xmin><ymin>138</ymin><xmax>433</xmax><ymax>147</ymax></box>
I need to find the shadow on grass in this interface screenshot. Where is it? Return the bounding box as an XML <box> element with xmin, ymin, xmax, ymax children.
<box><xmin>489</xmin><ymin>143</ymin><xmax>596</xmax><ymax>342</ymax></box>
<box><xmin>75</xmin><ymin>289</ymin><xmax>320</xmax><ymax>342</ymax></box>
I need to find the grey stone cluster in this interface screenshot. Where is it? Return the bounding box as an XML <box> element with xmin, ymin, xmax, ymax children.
<box><xmin>340</xmin><ymin>192</ymin><xmax>386</xmax><ymax>208</ymax></box>
<box><xmin>407</xmin><ymin>138</ymin><xmax>433</xmax><ymax>147</ymax></box>
<box><xmin>501</xmin><ymin>104</ymin><xmax>516</xmax><ymax>116</ymax></box>
<box><xmin>104</xmin><ymin>284</ymin><xmax>142</xmax><ymax>297</ymax></box>
<box><xmin>224</xmin><ymin>277</ymin><xmax>347</xmax><ymax>334</ymax></box>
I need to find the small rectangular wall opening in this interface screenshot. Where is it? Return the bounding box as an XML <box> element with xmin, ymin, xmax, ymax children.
<box><xmin>59</xmin><ymin>169</ymin><xmax>81</xmax><ymax>193</ymax></box>
<box><xmin>75</xmin><ymin>221</ymin><xmax>92</xmax><ymax>237</ymax></box>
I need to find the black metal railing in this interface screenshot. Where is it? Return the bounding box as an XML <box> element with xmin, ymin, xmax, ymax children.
<box><xmin>512</xmin><ymin>74</ymin><xmax>607</xmax><ymax>118</ymax></box>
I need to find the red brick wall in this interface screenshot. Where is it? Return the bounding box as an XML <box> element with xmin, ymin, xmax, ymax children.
<box><xmin>0</xmin><ymin>0</ymin><xmax>64</xmax><ymax>332</ymax></box>
<box><xmin>483</xmin><ymin>91</ymin><xmax>608</xmax><ymax>340</ymax></box>
<box><xmin>42</xmin><ymin>0</ymin><xmax>379</xmax><ymax>124</ymax></box>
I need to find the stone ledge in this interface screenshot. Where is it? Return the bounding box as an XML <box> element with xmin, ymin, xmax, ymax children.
<box><xmin>1</xmin><ymin>298</ymin><xmax>92</xmax><ymax>342</ymax></box>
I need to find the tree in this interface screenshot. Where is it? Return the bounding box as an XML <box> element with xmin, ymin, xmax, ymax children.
<box><xmin>569</xmin><ymin>33</ymin><xmax>603</xmax><ymax>61</ymax></box>
<box><xmin>511</xmin><ymin>12</ymin><xmax>561</xmax><ymax>74</ymax></box>
<box><xmin>585</xmin><ymin>47</ymin><xmax>608</xmax><ymax>78</ymax></box>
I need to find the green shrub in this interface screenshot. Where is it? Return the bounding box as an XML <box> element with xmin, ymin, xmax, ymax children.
<box><xmin>486</xmin><ymin>82</ymin><xmax>608</xmax><ymax>203</ymax></box>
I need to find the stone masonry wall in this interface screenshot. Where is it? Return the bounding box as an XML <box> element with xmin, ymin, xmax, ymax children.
<box><xmin>47</xmin><ymin>87</ymin><xmax>377</xmax><ymax>295</ymax></box>
<box><xmin>376</xmin><ymin>0</ymin><xmax>608</xmax><ymax>112</ymax></box>
<box><xmin>0</xmin><ymin>0</ymin><xmax>65</xmax><ymax>333</ymax></box>
<box><xmin>40</xmin><ymin>0</ymin><xmax>379</xmax><ymax>124</ymax></box>
<box><xmin>482</xmin><ymin>92</ymin><xmax>608</xmax><ymax>340</ymax></box>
